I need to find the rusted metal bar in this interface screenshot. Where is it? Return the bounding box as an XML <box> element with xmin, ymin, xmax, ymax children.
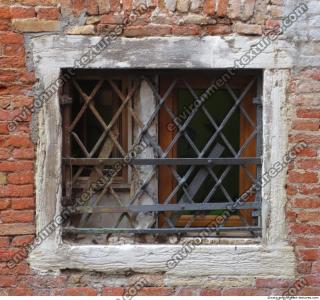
<box><xmin>62</xmin><ymin>81</ymin><xmax>73</xmax><ymax>205</ymax></box>
<box><xmin>63</xmin><ymin>157</ymin><xmax>262</xmax><ymax>166</ymax></box>
<box><xmin>67</xmin><ymin>202</ymin><xmax>261</xmax><ymax>214</ymax></box>
<box><xmin>63</xmin><ymin>226</ymin><xmax>261</xmax><ymax>234</ymax></box>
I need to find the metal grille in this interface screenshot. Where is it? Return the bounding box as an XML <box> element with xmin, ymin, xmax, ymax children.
<box><xmin>61</xmin><ymin>70</ymin><xmax>263</xmax><ymax>241</ymax></box>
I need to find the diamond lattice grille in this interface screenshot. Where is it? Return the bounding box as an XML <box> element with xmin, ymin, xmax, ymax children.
<box><xmin>61</xmin><ymin>70</ymin><xmax>263</xmax><ymax>241</ymax></box>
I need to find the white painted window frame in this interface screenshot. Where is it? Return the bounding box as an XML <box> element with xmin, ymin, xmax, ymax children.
<box><xmin>29</xmin><ymin>35</ymin><xmax>296</xmax><ymax>279</ymax></box>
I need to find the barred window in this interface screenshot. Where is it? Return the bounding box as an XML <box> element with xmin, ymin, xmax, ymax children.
<box><xmin>61</xmin><ymin>70</ymin><xmax>262</xmax><ymax>243</ymax></box>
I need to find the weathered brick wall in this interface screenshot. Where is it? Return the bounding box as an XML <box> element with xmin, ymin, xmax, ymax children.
<box><xmin>0</xmin><ymin>0</ymin><xmax>319</xmax><ymax>296</ymax></box>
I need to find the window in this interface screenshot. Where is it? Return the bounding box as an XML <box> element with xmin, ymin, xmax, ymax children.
<box><xmin>61</xmin><ymin>69</ymin><xmax>262</xmax><ymax>242</ymax></box>
<box><xmin>30</xmin><ymin>35</ymin><xmax>295</xmax><ymax>276</ymax></box>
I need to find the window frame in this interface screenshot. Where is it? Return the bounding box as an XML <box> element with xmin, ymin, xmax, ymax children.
<box><xmin>29</xmin><ymin>35</ymin><xmax>295</xmax><ymax>278</ymax></box>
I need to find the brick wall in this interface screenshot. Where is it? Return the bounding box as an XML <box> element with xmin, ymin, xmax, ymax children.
<box><xmin>0</xmin><ymin>0</ymin><xmax>319</xmax><ymax>296</ymax></box>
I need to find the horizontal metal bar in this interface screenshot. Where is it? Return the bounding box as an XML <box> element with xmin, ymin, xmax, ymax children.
<box><xmin>67</xmin><ymin>202</ymin><xmax>261</xmax><ymax>214</ymax></box>
<box><xmin>63</xmin><ymin>226</ymin><xmax>261</xmax><ymax>235</ymax></box>
<box><xmin>63</xmin><ymin>157</ymin><xmax>262</xmax><ymax>166</ymax></box>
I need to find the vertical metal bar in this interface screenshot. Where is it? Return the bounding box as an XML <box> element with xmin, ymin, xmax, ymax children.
<box><xmin>253</xmin><ymin>74</ymin><xmax>263</xmax><ymax>226</ymax></box>
<box><xmin>62</xmin><ymin>80</ymin><xmax>73</xmax><ymax>205</ymax></box>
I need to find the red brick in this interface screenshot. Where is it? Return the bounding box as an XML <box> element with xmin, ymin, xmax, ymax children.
<box><xmin>137</xmin><ymin>287</ymin><xmax>174</xmax><ymax>296</ymax></box>
<box><xmin>298</xmin><ymin>249</ymin><xmax>320</xmax><ymax>261</ymax></box>
<box><xmin>256</xmin><ymin>278</ymin><xmax>292</xmax><ymax>288</ymax></box>
<box><xmin>200</xmin><ymin>289</ymin><xmax>222</xmax><ymax>296</ymax></box>
<box><xmin>86</xmin><ymin>0</ymin><xmax>98</xmax><ymax>14</ymax></box>
<box><xmin>109</xmin><ymin>0</ymin><xmax>120</xmax><ymax>12</ymax></box>
<box><xmin>0</xmin><ymin>85</ymin><xmax>31</xmax><ymax>97</ymax></box>
<box><xmin>297</xmin><ymin>109</ymin><xmax>320</xmax><ymax>119</ymax></box>
<box><xmin>286</xmin><ymin>209</ymin><xmax>297</xmax><ymax>222</ymax></box>
<box><xmin>0</xmin><ymin>19</ymin><xmax>11</xmax><ymax>30</ymax></box>
<box><xmin>303</xmin><ymin>275</ymin><xmax>320</xmax><ymax>286</ymax></box>
<box><xmin>1</xmin><ymin>210</ymin><xmax>34</xmax><ymax>223</ymax></box>
<box><xmin>0</xmin><ymin>108</ymin><xmax>10</xmax><ymax>120</ymax></box>
<box><xmin>172</xmin><ymin>25</ymin><xmax>201</xmax><ymax>35</ymax></box>
<box><xmin>37</xmin><ymin>7</ymin><xmax>60</xmax><ymax>20</ymax></box>
<box><xmin>0</xmin><ymin>32</ymin><xmax>23</xmax><ymax>44</ymax></box>
<box><xmin>0</xmin><ymin>161</ymin><xmax>33</xmax><ymax>172</ymax></box>
<box><xmin>292</xmin><ymin>120</ymin><xmax>319</xmax><ymax>131</ymax></box>
<box><xmin>295</xmin><ymin>237</ymin><xmax>320</xmax><ymax>247</ymax></box>
<box><xmin>206</xmin><ymin>24</ymin><xmax>231</xmax><ymax>35</ymax></box>
<box><xmin>0</xmin><ymin>223</ymin><xmax>35</xmax><ymax>236</ymax></box>
<box><xmin>290</xmin><ymin>133</ymin><xmax>320</xmax><ymax>148</ymax></box>
<box><xmin>102</xmin><ymin>287</ymin><xmax>125</xmax><ymax>296</ymax></box>
<box><xmin>0</xmin><ymin>262</ymin><xmax>30</xmax><ymax>275</ymax></box>
<box><xmin>124</xmin><ymin>25</ymin><xmax>172</xmax><ymax>37</ymax></box>
<box><xmin>297</xmin><ymin>261</ymin><xmax>312</xmax><ymax>274</ymax></box>
<box><xmin>12</xmin><ymin>148</ymin><xmax>34</xmax><ymax>159</ymax></box>
<box><xmin>122</xmin><ymin>0</ymin><xmax>132</xmax><ymax>10</ymax></box>
<box><xmin>7</xmin><ymin>171</ymin><xmax>34</xmax><ymax>184</ymax></box>
<box><xmin>2</xmin><ymin>45</ymin><xmax>24</xmax><ymax>58</ymax></box>
<box><xmin>11</xmin><ymin>235</ymin><xmax>34</xmax><ymax>247</ymax></box>
<box><xmin>19</xmin><ymin>72</ymin><xmax>36</xmax><ymax>84</ymax></box>
<box><xmin>216</xmin><ymin>0</ymin><xmax>228</xmax><ymax>17</ymax></box>
<box><xmin>288</xmin><ymin>171</ymin><xmax>318</xmax><ymax>183</ymax></box>
<box><xmin>0</xmin><ymin>237</ymin><xmax>9</xmax><ymax>248</ymax></box>
<box><xmin>0</xmin><ymin>6</ymin><xmax>10</xmax><ymax>19</ymax></box>
<box><xmin>234</xmin><ymin>22</ymin><xmax>262</xmax><ymax>35</ymax></box>
<box><xmin>297</xmin><ymin>211</ymin><xmax>320</xmax><ymax>222</ymax></box>
<box><xmin>265</xmin><ymin>19</ymin><xmax>280</xmax><ymax>29</ymax></box>
<box><xmin>7</xmin><ymin>288</ymin><xmax>34</xmax><ymax>296</ymax></box>
<box><xmin>297</xmin><ymin>81</ymin><xmax>320</xmax><ymax>93</ymax></box>
<box><xmin>312</xmin><ymin>261</ymin><xmax>320</xmax><ymax>273</ymax></box>
<box><xmin>223</xmin><ymin>288</ymin><xmax>271</xmax><ymax>296</ymax></box>
<box><xmin>298</xmin><ymin>288</ymin><xmax>320</xmax><ymax>296</ymax></box>
<box><xmin>298</xmin><ymin>185</ymin><xmax>320</xmax><ymax>195</ymax></box>
<box><xmin>0</xmin><ymin>123</ymin><xmax>8</xmax><ymax>134</ymax></box>
<box><xmin>203</xmin><ymin>0</ymin><xmax>215</xmax><ymax>15</ymax></box>
<box><xmin>296</xmin><ymin>159</ymin><xmax>320</xmax><ymax>170</ymax></box>
<box><xmin>34</xmin><ymin>289</ymin><xmax>51</xmax><ymax>296</ymax></box>
<box><xmin>291</xmin><ymin>224</ymin><xmax>320</xmax><ymax>235</ymax></box>
<box><xmin>0</xmin><ymin>136</ymin><xmax>33</xmax><ymax>148</ymax></box>
<box><xmin>0</xmin><ymin>56</ymin><xmax>25</xmax><ymax>68</ymax></box>
<box><xmin>301</xmin><ymin>69</ymin><xmax>320</xmax><ymax>81</ymax></box>
<box><xmin>10</xmin><ymin>7</ymin><xmax>35</xmax><ymax>18</ymax></box>
<box><xmin>0</xmin><ymin>249</ymin><xmax>21</xmax><ymax>262</ymax></box>
<box><xmin>72</xmin><ymin>0</ymin><xmax>86</xmax><ymax>15</ymax></box>
<box><xmin>100</xmin><ymin>14</ymin><xmax>124</xmax><ymax>24</ymax></box>
<box><xmin>0</xmin><ymin>148</ymin><xmax>10</xmax><ymax>159</ymax></box>
<box><xmin>290</xmin><ymin>95</ymin><xmax>320</xmax><ymax>106</ymax></box>
<box><xmin>295</xmin><ymin>147</ymin><xmax>318</xmax><ymax>158</ymax></box>
<box><xmin>292</xmin><ymin>199</ymin><xmax>320</xmax><ymax>209</ymax></box>
<box><xmin>11</xmin><ymin>96</ymin><xmax>33</xmax><ymax>108</ymax></box>
<box><xmin>0</xmin><ymin>275</ymin><xmax>17</xmax><ymax>287</ymax></box>
<box><xmin>286</xmin><ymin>184</ymin><xmax>298</xmax><ymax>196</ymax></box>
<box><xmin>20</xmin><ymin>275</ymin><xmax>67</xmax><ymax>289</ymax></box>
<box><xmin>0</xmin><ymin>184</ymin><xmax>33</xmax><ymax>197</ymax></box>
<box><xmin>61</xmin><ymin>288</ymin><xmax>98</xmax><ymax>296</ymax></box>
<box><xmin>0</xmin><ymin>200</ymin><xmax>10</xmax><ymax>210</ymax></box>
<box><xmin>11</xmin><ymin>198</ymin><xmax>34</xmax><ymax>210</ymax></box>
<box><xmin>0</xmin><ymin>70</ymin><xmax>16</xmax><ymax>82</ymax></box>
<box><xmin>175</xmin><ymin>288</ymin><xmax>199</xmax><ymax>295</ymax></box>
